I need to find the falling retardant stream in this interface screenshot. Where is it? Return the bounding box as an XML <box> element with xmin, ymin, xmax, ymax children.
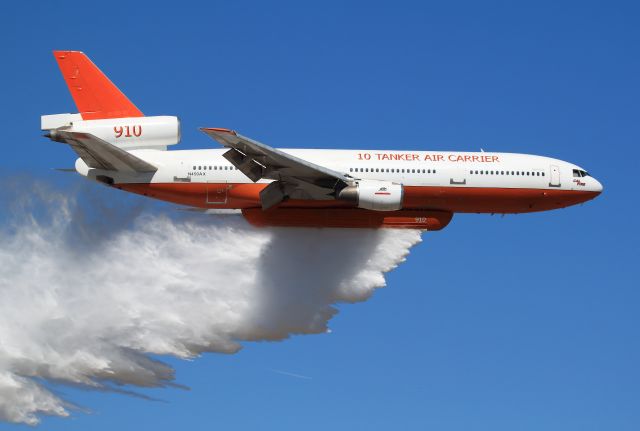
<box><xmin>0</xmin><ymin>180</ymin><xmax>421</xmax><ymax>425</ymax></box>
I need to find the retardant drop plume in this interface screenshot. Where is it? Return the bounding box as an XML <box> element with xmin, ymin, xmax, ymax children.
<box><xmin>0</xmin><ymin>179</ymin><xmax>421</xmax><ymax>425</ymax></box>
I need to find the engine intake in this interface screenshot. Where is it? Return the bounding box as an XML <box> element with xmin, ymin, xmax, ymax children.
<box><xmin>338</xmin><ymin>180</ymin><xmax>404</xmax><ymax>211</ymax></box>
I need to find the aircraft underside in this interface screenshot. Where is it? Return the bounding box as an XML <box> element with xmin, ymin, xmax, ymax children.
<box><xmin>116</xmin><ymin>182</ymin><xmax>600</xmax><ymax>229</ymax></box>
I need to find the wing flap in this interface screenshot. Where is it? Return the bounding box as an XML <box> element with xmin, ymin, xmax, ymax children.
<box><xmin>200</xmin><ymin>128</ymin><xmax>349</xmax><ymax>184</ymax></box>
<box><xmin>201</xmin><ymin>127</ymin><xmax>352</xmax><ymax>208</ymax></box>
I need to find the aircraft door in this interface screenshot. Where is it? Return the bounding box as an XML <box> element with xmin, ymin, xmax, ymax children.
<box><xmin>206</xmin><ymin>181</ymin><xmax>228</xmax><ymax>204</ymax></box>
<box><xmin>449</xmin><ymin>167</ymin><xmax>467</xmax><ymax>185</ymax></box>
<box><xmin>549</xmin><ymin>165</ymin><xmax>561</xmax><ymax>187</ymax></box>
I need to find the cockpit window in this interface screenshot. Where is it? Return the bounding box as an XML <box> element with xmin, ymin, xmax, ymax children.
<box><xmin>573</xmin><ymin>169</ymin><xmax>580</xmax><ymax>177</ymax></box>
<box><xmin>574</xmin><ymin>169</ymin><xmax>590</xmax><ymax>177</ymax></box>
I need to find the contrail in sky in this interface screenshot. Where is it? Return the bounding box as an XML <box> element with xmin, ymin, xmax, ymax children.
<box><xmin>0</xmin><ymin>180</ymin><xmax>421</xmax><ymax>425</ymax></box>
<box><xmin>269</xmin><ymin>369</ymin><xmax>313</xmax><ymax>380</ymax></box>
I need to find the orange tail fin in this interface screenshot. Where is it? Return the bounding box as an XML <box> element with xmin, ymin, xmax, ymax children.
<box><xmin>53</xmin><ymin>51</ymin><xmax>144</xmax><ymax>120</ymax></box>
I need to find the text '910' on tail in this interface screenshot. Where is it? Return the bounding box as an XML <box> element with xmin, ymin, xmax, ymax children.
<box><xmin>43</xmin><ymin>51</ymin><xmax>180</xmax><ymax>152</ymax></box>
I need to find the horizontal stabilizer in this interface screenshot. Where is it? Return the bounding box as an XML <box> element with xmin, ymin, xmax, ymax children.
<box><xmin>47</xmin><ymin>130</ymin><xmax>157</xmax><ymax>174</ymax></box>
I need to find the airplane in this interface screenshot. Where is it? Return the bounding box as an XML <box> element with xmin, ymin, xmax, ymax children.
<box><xmin>41</xmin><ymin>51</ymin><xmax>602</xmax><ymax>230</ymax></box>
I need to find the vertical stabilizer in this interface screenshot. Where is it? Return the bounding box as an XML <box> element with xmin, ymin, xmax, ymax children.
<box><xmin>53</xmin><ymin>51</ymin><xmax>144</xmax><ymax>120</ymax></box>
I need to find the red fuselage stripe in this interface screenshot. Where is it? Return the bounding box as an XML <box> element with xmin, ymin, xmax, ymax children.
<box><xmin>116</xmin><ymin>182</ymin><xmax>600</xmax><ymax>214</ymax></box>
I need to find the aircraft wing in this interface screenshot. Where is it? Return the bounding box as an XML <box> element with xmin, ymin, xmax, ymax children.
<box><xmin>200</xmin><ymin>127</ymin><xmax>351</xmax><ymax>208</ymax></box>
<box><xmin>48</xmin><ymin>130</ymin><xmax>157</xmax><ymax>174</ymax></box>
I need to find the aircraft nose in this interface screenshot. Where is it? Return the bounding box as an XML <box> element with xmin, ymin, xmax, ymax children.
<box><xmin>592</xmin><ymin>177</ymin><xmax>603</xmax><ymax>194</ymax></box>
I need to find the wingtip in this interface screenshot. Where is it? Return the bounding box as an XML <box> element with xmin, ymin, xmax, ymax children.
<box><xmin>200</xmin><ymin>127</ymin><xmax>237</xmax><ymax>136</ymax></box>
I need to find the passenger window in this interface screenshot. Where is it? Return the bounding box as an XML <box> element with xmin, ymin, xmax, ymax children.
<box><xmin>192</xmin><ymin>166</ymin><xmax>196</xmax><ymax>170</ymax></box>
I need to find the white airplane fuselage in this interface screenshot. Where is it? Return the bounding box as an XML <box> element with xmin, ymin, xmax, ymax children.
<box><xmin>73</xmin><ymin>147</ymin><xmax>602</xmax><ymax>229</ymax></box>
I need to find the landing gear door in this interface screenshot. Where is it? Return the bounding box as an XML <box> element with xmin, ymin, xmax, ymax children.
<box><xmin>206</xmin><ymin>181</ymin><xmax>228</xmax><ymax>204</ymax></box>
<box><xmin>549</xmin><ymin>165</ymin><xmax>561</xmax><ymax>187</ymax></box>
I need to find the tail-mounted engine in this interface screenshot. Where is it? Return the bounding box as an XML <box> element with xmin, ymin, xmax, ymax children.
<box><xmin>41</xmin><ymin>114</ymin><xmax>180</xmax><ymax>150</ymax></box>
<box><xmin>338</xmin><ymin>180</ymin><xmax>404</xmax><ymax>211</ymax></box>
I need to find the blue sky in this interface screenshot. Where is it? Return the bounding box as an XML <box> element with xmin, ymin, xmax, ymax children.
<box><xmin>1</xmin><ymin>0</ymin><xmax>639</xmax><ymax>429</ymax></box>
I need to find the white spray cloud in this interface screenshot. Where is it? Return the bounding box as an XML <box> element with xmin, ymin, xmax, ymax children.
<box><xmin>0</xmin><ymin>181</ymin><xmax>421</xmax><ymax>425</ymax></box>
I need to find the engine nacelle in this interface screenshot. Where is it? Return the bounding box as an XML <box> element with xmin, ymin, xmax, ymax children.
<box><xmin>41</xmin><ymin>114</ymin><xmax>180</xmax><ymax>150</ymax></box>
<box><xmin>338</xmin><ymin>180</ymin><xmax>404</xmax><ymax>211</ymax></box>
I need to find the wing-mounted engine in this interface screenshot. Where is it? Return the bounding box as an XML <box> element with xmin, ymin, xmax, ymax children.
<box><xmin>338</xmin><ymin>180</ymin><xmax>404</xmax><ymax>211</ymax></box>
<box><xmin>41</xmin><ymin>114</ymin><xmax>181</xmax><ymax>150</ymax></box>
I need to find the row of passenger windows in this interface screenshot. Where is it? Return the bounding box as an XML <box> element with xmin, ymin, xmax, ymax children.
<box><xmin>193</xmin><ymin>164</ymin><xmax>547</xmax><ymax>177</ymax></box>
<box><xmin>350</xmin><ymin>167</ymin><xmax>437</xmax><ymax>174</ymax></box>
<box><xmin>193</xmin><ymin>165</ymin><xmax>238</xmax><ymax>171</ymax></box>
<box><xmin>470</xmin><ymin>170</ymin><xmax>545</xmax><ymax>177</ymax></box>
